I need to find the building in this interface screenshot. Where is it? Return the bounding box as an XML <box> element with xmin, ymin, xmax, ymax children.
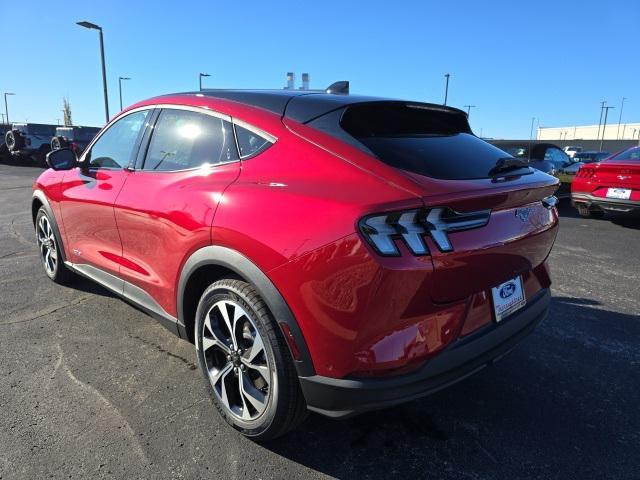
<box><xmin>537</xmin><ymin>122</ymin><xmax>640</xmax><ymax>141</ymax></box>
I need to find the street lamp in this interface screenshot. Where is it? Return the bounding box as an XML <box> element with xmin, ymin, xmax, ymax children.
<box><xmin>443</xmin><ymin>73</ymin><xmax>450</xmax><ymax>106</ymax></box>
<box><xmin>463</xmin><ymin>105</ymin><xmax>476</xmax><ymax>117</ymax></box>
<box><xmin>77</xmin><ymin>21</ymin><xmax>109</xmax><ymax>123</ymax></box>
<box><xmin>616</xmin><ymin>97</ymin><xmax>626</xmax><ymax>139</ymax></box>
<box><xmin>4</xmin><ymin>92</ymin><xmax>15</xmax><ymax>126</ymax></box>
<box><xmin>600</xmin><ymin>105</ymin><xmax>615</xmax><ymax>152</ymax></box>
<box><xmin>199</xmin><ymin>73</ymin><xmax>211</xmax><ymax>91</ymax></box>
<box><xmin>118</xmin><ymin>76</ymin><xmax>131</xmax><ymax>111</ymax></box>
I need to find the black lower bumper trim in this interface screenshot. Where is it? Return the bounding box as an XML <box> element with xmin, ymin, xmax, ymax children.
<box><xmin>572</xmin><ymin>194</ymin><xmax>640</xmax><ymax>213</ymax></box>
<box><xmin>300</xmin><ymin>289</ymin><xmax>550</xmax><ymax>418</ymax></box>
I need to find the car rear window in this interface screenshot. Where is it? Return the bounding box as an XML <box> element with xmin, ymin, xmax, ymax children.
<box><xmin>333</xmin><ymin>103</ymin><xmax>513</xmax><ymax>180</ymax></box>
<box><xmin>609</xmin><ymin>147</ymin><xmax>640</xmax><ymax>161</ymax></box>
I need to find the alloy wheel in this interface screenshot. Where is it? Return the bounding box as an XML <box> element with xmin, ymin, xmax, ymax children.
<box><xmin>202</xmin><ymin>299</ymin><xmax>271</xmax><ymax>421</ymax></box>
<box><xmin>37</xmin><ymin>215</ymin><xmax>57</xmax><ymax>276</ymax></box>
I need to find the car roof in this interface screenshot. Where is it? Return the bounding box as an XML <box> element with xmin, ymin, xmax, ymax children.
<box><xmin>167</xmin><ymin>90</ymin><xmax>468</xmax><ymax>124</ymax></box>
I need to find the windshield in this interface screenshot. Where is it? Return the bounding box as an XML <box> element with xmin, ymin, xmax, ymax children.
<box><xmin>609</xmin><ymin>147</ymin><xmax>640</xmax><ymax>161</ymax></box>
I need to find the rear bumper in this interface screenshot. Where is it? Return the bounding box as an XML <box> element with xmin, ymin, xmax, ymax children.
<box><xmin>572</xmin><ymin>193</ymin><xmax>640</xmax><ymax>213</ymax></box>
<box><xmin>299</xmin><ymin>288</ymin><xmax>550</xmax><ymax>418</ymax></box>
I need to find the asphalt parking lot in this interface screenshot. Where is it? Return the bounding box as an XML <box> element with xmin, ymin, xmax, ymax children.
<box><xmin>0</xmin><ymin>162</ymin><xmax>638</xmax><ymax>480</ymax></box>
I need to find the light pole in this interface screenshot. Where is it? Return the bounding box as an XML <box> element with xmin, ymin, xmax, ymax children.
<box><xmin>596</xmin><ymin>100</ymin><xmax>606</xmax><ymax>140</ymax></box>
<box><xmin>443</xmin><ymin>73</ymin><xmax>450</xmax><ymax>105</ymax></box>
<box><xmin>118</xmin><ymin>76</ymin><xmax>131</xmax><ymax>111</ymax></box>
<box><xmin>529</xmin><ymin>117</ymin><xmax>536</xmax><ymax>161</ymax></box>
<box><xmin>4</xmin><ymin>92</ymin><xmax>15</xmax><ymax>126</ymax></box>
<box><xmin>616</xmin><ymin>97</ymin><xmax>626</xmax><ymax>139</ymax></box>
<box><xmin>600</xmin><ymin>105</ymin><xmax>615</xmax><ymax>151</ymax></box>
<box><xmin>463</xmin><ymin>105</ymin><xmax>476</xmax><ymax>117</ymax></box>
<box><xmin>77</xmin><ymin>21</ymin><xmax>109</xmax><ymax>123</ymax></box>
<box><xmin>199</xmin><ymin>73</ymin><xmax>211</xmax><ymax>91</ymax></box>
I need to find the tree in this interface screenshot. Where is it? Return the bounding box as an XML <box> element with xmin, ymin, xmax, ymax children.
<box><xmin>62</xmin><ymin>97</ymin><xmax>72</xmax><ymax>126</ymax></box>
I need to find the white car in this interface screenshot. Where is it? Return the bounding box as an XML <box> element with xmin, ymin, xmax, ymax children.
<box><xmin>563</xmin><ymin>146</ymin><xmax>582</xmax><ymax>158</ymax></box>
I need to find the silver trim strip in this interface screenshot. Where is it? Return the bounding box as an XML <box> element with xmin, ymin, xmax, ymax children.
<box><xmin>65</xmin><ymin>261</ymin><xmax>177</xmax><ymax>324</ymax></box>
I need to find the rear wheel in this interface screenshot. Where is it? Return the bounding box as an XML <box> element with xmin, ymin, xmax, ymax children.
<box><xmin>5</xmin><ymin>130</ymin><xmax>24</xmax><ymax>152</ymax></box>
<box><xmin>51</xmin><ymin>136</ymin><xmax>68</xmax><ymax>151</ymax></box>
<box><xmin>577</xmin><ymin>205</ymin><xmax>605</xmax><ymax>219</ymax></box>
<box><xmin>195</xmin><ymin>279</ymin><xmax>307</xmax><ymax>441</ymax></box>
<box><xmin>35</xmin><ymin>208</ymin><xmax>73</xmax><ymax>284</ymax></box>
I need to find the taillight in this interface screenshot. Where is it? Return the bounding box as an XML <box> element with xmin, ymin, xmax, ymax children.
<box><xmin>359</xmin><ymin>207</ymin><xmax>491</xmax><ymax>256</ymax></box>
<box><xmin>577</xmin><ymin>166</ymin><xmax>595</xmax><ymax>178</ymax></box>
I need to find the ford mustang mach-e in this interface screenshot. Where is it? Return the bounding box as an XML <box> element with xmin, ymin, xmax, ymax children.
<box><xmin>33</xmin><ymin>88</ymin><xmax>559</xmax><ymax>440</ymax></box>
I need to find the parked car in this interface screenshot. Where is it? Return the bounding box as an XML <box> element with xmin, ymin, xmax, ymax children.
<box><xmin>50</xmin><ymin>126</ymin><xmax>101</xmax><ymax>154</ymax></box>
<box><xmin>490</xmin><ymin>141</ymin><xmax>573</xmax><ymax>197</ymax></box>
<box><xmin>563</xmin><ymin>145</ymin><xmax>582</xmax><ymax>158</ymax></box>
<box><xmin>5</xmin><ymin>123</ymin><xmax>57</xmax><ymax>165</ymax></box>
<box><xmin>34</xmin><ymin>89</ymin><xmax>559</xmax><ymax>440</ymax></box>
<box><xmin>556</xmin><ymin>151</ymin><xmax>610</xmax><ymax>184</ymax></box>
<box><xmin>572</xmin><ymin>146</ymin><xmax>640</xmax><ymax>218</ymax></box>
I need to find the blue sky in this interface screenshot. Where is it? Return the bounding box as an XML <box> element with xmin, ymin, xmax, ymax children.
<box><xmin>1</xmin><ymin>0</ymin><xmax>638</xmax><ymax>138</ymax></box>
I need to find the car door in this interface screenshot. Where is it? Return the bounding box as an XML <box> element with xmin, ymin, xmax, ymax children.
<box><xmin>113</xmin><ymin>107</ymin><xmax>241</xmax><ymax>317</ymax></box>
<box><xmin>58</xmin><ymin>109</ymin><xmax>151</xmax><ymax>283</ymax></box>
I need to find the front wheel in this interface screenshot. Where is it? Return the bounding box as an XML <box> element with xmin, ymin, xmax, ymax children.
<box><xmin>35</xmin><ymin>208</ymin><xmax>73</xmax><ymax>284</ymax></box>
<box><xmin>195</xmin><ymin>279</ymin><xmax>307</xmax><ymax>441</ymax></box>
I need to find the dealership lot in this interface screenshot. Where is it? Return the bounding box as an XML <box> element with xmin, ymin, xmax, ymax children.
<box><xmin>0</xmin><ymin>163</ymin><xmax>638</xmax><ymax>479</ymax></box>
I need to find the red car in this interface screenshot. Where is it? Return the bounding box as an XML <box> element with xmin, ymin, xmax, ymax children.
<box><xmin>33</xmin><ymin>89</ymin><xmax>559</xmax><ymax>440</ymax></box>
<box><xmin>572</xmin><ymin>146</ymin><xmax>640</xmax><ymax>218</ymax></box>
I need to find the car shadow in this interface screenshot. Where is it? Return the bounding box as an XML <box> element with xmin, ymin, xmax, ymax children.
<box><xmin>557</xmin><ymin>198</ymin><xmax>639</xmax><ymax>227</ymax></box>
<box><xmin>264</xmin><ymin>296</ymin><xmax>640</xmax><ymax>479</ymax></box>
<box><xmin>68</xmin><ymin>275</ymin><xmax>118</xmax><ymax>298</ymax></box>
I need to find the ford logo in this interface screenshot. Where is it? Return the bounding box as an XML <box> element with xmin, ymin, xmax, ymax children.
<box><xmin>499</xmin><ymin>282</ymin><xmax>516</xmax><ymax>299</ymax></box>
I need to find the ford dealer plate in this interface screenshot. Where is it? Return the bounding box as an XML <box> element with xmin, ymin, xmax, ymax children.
<box><xmin>491</xmin><ymin>276</ymin><xmax>526</xmax><ymax>322</ymax></box>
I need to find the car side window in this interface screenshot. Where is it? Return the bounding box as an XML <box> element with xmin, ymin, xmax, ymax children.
<box><xmin>86</xmin><ymin>110</ymin><xmax>149</xmax><ymax>169</ymax></box>
<box><xmin>234</xmin><ymin>125</ymin><xmax>272</xmax><ymax>158</ymax></box>
<box><xmin>544</xmin><ymin>147</ymin><xmax>570</xmax><ymax>166</ymax></box>
<box><xmin>142</xmin><ymin>109</ymin><xmax>238</xmax><ymax>171</ymax></box>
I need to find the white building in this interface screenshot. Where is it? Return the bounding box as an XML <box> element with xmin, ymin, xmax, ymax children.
<box><xmin>537</xmin><ymin>122</ymin><xmax>640</xmax><ymax>141</ymax></box>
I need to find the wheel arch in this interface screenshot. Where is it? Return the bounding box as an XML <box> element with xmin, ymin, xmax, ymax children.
<box><xmin>32</xmin><ymin>190</ymin><xmax>67</xmax><ymax>263</ymax></box>
<box><xmin>177</xmin><ymin>246</ymin><xmax>315</xmax><ymax>377</ymax></box>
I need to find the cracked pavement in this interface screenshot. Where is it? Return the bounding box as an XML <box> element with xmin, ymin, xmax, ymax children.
<box><xmin>0</xmin><ymin>163</ymin><xmax>638</xmax><ymax>479</ymax></box>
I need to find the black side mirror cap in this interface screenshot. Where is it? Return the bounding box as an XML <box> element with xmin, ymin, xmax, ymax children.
<box><xmin>45</xmin><ymin>148</ymin><xmax>77</xmax><ymax>171</ymax></box>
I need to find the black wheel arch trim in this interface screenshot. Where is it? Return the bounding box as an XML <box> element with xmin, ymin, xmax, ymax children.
<box><xmin>177</xmin><ymin>245</ymin><xmax>316</xmax><ymax>377</ymax></box>
<box><xmin>32</xmin><ymin>190</ymin><xmax>67</xmax><ymax>264</ymax></box>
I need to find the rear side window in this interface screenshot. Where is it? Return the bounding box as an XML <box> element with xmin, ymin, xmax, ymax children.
<box><xmin>143</xmin><ymin>109</ymin><xmax>238</xmax><ymax>171</ymax></box>
<box><xmin>335</xmin><ymin>103</ymin><xmax>511</xmax><ymax>180</ymax></box>
<box><xmin>235</xmin><ymin>125</ymin><xmax>272</xmax><ymax>158</ymax></box>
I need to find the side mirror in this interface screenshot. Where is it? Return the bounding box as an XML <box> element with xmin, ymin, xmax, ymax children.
<box><xmin>45</xmin><ymin>148</ymin><xmax>77</xmax><ymax>171</ymax></box>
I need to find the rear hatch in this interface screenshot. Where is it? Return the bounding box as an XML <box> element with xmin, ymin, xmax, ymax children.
<box><xmin>309</xmin><ymin>101</ymin><xmax>559</xmax><ymax>302</ymax></box>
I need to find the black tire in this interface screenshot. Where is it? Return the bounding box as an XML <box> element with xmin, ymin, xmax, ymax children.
<box><xmin>51</xmin><ymin>136</ymin><xmax>68</xmax><ymax>150</ymax></box>
<box><xmin>0</xmin><ymin>142</ymin><xmax>8</xmax><ymax>162</ymax></box>
<box><xmin>35</xmin><ymin>208</ymin><xmax>74</xmax><ymax>284</ymax></box>
<box><xmin>577</xmin><ymin>205</ymin><xmax>605</xmax><ymax>219</ymax></box>
<box><xmin>195</xmin><ymin>279</ymin><xmax>307</xmax><ymax>441</ymax></box>
<box><xmin>5</xmin><ymin>130</ymin><xmax>25</xmax><ymax>151</ymax></box>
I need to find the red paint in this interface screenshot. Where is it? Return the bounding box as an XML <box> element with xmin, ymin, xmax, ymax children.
<box><xmin>572</xmin><ymin>151</ymin><xmax>640</xmax><ymax>215</ymax></box>
<box><xmin>34</xmin><ymin>93</ymin><xmax>559</xmax><ymax>380</ymax></box>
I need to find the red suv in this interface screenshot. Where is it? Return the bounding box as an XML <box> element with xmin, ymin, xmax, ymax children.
<box><xmin>34</xmin><ymin>89</ymin><xmax>559</xmax><ymax>440</ymax></box>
